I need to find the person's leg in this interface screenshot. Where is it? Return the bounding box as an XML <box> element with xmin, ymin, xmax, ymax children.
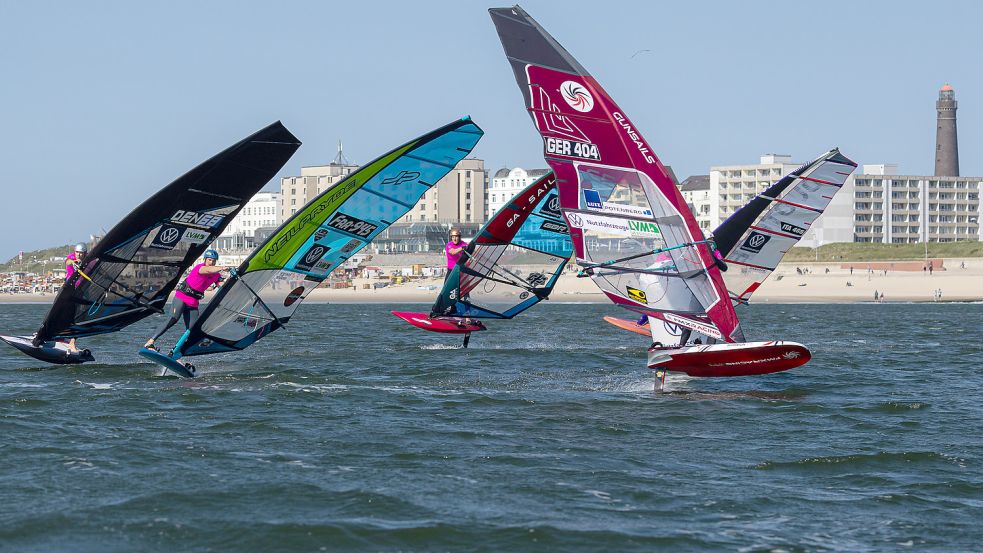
<box><xmin>184</xmin><ymin>306</ymin><xmax>199</xmax><ymax>330</ymax></box>
<box><xmin>145</xmin><ymin>298</ymin><xmax>185</xmax><ymax>348</ymax></box>
<box><xmin>68</xmin><ymin>338</ymin><xmax>78</xmax><ymax>353</ymax></box>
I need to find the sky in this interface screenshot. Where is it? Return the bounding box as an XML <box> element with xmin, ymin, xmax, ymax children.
<box><xmin>1</xmin><ymin>0</ymin><xmax>981</xmax><ymax>259</ymax></box>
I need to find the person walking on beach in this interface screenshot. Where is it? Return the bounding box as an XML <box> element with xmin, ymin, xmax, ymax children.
<box><xmin>142</xmin><ymin>250</ymin><xmax>229</xmax><ymax>353</ymax></box>
<box><xmin>64</xmin><ymin>244</ymin><xmax>88</xmax><ymax>352</ymax></box>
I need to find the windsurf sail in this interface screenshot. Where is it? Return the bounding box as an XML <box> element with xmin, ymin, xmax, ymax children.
<box><xmin>490</xmin><ymin>6</ymin><xmax>739</xmax><ymax>342</ymax></box>
<box><xmin>31</xmin><ymin>122</ymin><xmax>301</xmax><ymax>346</ymax></box>
<box><xmin>713</xmin><ymin>148</ymin><xmax>857</xmax><ymax>305</ymax></box>
<box><xmin>172</xmin><ymin>117</ymin><xmax>484</xmax><ymax>358</ymax></box>
<box><xmin>430</xmin><ymin>171</ymin><xmax>572</xmax><ymax>320</ymax></box>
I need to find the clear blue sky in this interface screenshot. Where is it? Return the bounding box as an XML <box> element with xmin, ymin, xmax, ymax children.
<box><xmin>2</xmin><ymin>0</ymin><xmax>980</xmax><ymax>259</ymax></box>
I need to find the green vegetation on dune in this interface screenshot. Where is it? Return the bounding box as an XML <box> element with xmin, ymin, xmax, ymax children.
<box><xmin>784</xmin><ymin>241</ymin><xmax>983</xmax><ymax>263</ymax></box>
<box><xmin>1</xmin><ymin>244</ymin><xmax>74</xmax><ymax>273</ymax></box>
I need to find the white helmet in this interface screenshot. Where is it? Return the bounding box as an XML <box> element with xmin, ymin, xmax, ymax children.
<box><xmin>75</xmin><ymin>243</ymin><xmax>88</xmax><ymax>253</ymax></box>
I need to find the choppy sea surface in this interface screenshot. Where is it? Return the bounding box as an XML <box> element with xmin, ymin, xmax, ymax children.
<box><xmin>1</xmin><ymin>302</ymin><xmax>981</xmax><ymax>552</ymax></box>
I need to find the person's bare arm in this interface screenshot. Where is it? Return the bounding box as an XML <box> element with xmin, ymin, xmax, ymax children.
<box><xmin>198</xmin><ymin>265</ymin><xmax>227</xmax><ymax>275</ymax></box>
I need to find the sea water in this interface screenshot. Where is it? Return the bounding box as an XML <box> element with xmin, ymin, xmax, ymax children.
<box><xmin>0</xmin><ymin>302</ymin><xmax>981</xmax><ymax>551</ymax></box>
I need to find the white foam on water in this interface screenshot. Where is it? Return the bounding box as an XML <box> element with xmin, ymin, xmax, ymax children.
<box><xmin>586</xmin><ymin>489</ymin><xmax>614</xmax><ymax>501</ymax></box>
<box><xmin>285</xmin><ymin>459</ymin><xmax>318</xmax><ymax>469</ymax></box>
<box><xmin>438</xmin><ymin>473</ymin><xmax>479</xmax><ymax>485</ymax></box>
<box><xmin>74</xmin><ymin>380</ymin><xmax>114</xmax><ymax>390</ymax></box>
<box><xmin>420</xmin><ymin>344</ymin><xmax>460</xmax><ymax>350</ymax></box>
<box><xmin>276</xmin><ymin>382</ymin><xmax>348</xmax><ymax>393</ymax></box>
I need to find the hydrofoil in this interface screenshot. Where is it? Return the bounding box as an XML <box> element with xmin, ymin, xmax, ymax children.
<box><xmin>138</xmin><ymin>347</ymin><xmax>196</xmax><ymax>378</ymax></box>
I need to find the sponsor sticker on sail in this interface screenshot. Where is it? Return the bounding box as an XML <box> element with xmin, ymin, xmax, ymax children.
<box><xmin>740</xmin><ymin>231</ymin><xmax>771</xmax><ymax>253</ymax></box>
<box><xmin>180</xmin><ymin>229</ymin><xmax>210</xmax><ymax>245</ymax></box>
<box><xmin>560</xmin><ymin>81</ymin><xmax>595</xmax><ymax>113</ymax></box>
<box><xmin>540</xmin><ymin>193</ymin><xmax>562</xmax><ymax>219</ymax></box>
<box><xmin>150</xmin><ymin>224</ymin><xmax>185</xmax><ymax>250</ymax></box>
<box><xmin>780</xmin><ymin>221</ymin><xmax>806</xmax><ymax>236</ymax></box>
<box><xmin>566</xmin><ymin>212</ymin><xmax>627</xmax><ymax>236</ymax></box>
<box><xmin>628</xmin><ymin>219</ymin><xmax>662</xmax><ymax>238</ymax></box>
<box><xmin>662</xmin><ymin>313</ymin><xmax>724</xmax><ymax>340</ymax></box>
<box><xmin>295</xmin><ymin>244</ymin><xmax>330</xmax><ymax>272</ymax></box>
<box><xmin>602</xmin><ymin>202</ymin><xmax>653</xmax><ymax>217</ymax></box>
<box><xmin>626</xmin><ymin>286</ymin><xmax>648</xmax><ymax>304</ymax></box>
<box><xmin>583</xmin><ymin>189</ymin><xmax>603</xmax><ymax>209</ymax></box>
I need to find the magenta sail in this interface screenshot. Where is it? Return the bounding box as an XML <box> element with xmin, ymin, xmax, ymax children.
<box><xmin>489</xmin><ymin>6</ymin><xmax>739</xmax><ymax>342</ymax></box>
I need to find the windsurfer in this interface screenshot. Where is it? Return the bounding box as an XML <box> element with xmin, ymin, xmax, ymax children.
<box><xmin>445</xmin><ymin>228</ymin><xmax>467</xmax><ymax>273</ymax></box>
<box><xmin>142</xmin><ymin>250</ymin><xmax>229</xmax><ymax>352</ymax></box>
<box><xmin>445</xmin><ymin>228</ymin><xmax>476</xmax><ymax>326</ymax></box>
<box><xmin>64</xmin><ymin>243</ymin><xmax>88</xmax><ymax>352</ymax></box>
<box><xmin>707</xmin><ymin>236</ymin><xmax>728</xmax><ymax>272</ymax></box>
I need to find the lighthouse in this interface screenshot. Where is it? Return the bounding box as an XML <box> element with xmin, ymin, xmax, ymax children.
<box><xmin>934</xmin><ymin>83</ymin><xmax>959</xmax><ymax>177</ymax></box>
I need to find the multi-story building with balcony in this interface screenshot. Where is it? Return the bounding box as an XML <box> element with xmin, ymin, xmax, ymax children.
<box><xmin>709</xmin><ymin>154</ymin><xmax>801</xmax><ymax>229</ymax></box>
<box><xmin>852</xmin><ymin>164</ymin><xmax>983</xmax><ymax>243</ymax></box>
<box><xmin>488</xmin><ymin>167</ymin><xmax>551</xmax><ymax>218</ymax></box>
<box><xmin>679</xmin><ymin>175</ymin><xmax>711</xmax><ymax>231</ymax></box>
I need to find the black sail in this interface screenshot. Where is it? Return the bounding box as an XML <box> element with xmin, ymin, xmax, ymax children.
<box><xmin>34</xmin><ymin>122</ymin><xmax>301</xmax><ymax>344</ymax></box>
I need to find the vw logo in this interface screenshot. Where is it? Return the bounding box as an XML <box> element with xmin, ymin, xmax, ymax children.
<box><xmin>305</xmin><ymin>246</ymin><xmax>326</xmax><ymax>264</ymax></box>
<box><xmin>567</xmin><ymin>213</ymin><xmax>583</xmax><ymax>228</ymax></box>
<box><xmin>159</xmin><ymin>227</ymin><xmax>180</xmax><ymax>244</ymax></box>
<box><xmin>749</xmin><ymin>235</ymin><xmax>767</xmax><ymax>248</ymax></box>
<box><xmin>548</xmin><ymin>196</ymin><xmax>560</xmax><ymax>212</ymax></box>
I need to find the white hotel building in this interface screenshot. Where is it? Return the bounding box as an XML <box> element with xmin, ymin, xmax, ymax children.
<box><xmin>852</xmin><ymin>165</ymin><xmax>983</xmax><ymax>243</ymax></box>
<box><xmin>709</xmin><ymin>154</ymin><xmax>801</xmax><ymax>229</ymax></box>
<box><xmin>220</xmin><ymin>191</ymin><xmax>282</xmax><ymax>238</ymax></box>
<box><xmin>708</xmin><ymin>153</ymin><xmax>856</xmax><ymax>246</ymax></box>
<box><xmin>488</xmin><ymin>167</ymin><xmax>551</xmax><ymax>219</ymax></box>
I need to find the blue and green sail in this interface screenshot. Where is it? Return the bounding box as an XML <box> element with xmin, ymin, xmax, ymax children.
<box><xmin>431</xmin><ymin>171</ymin><xmax>572</xmax><ymax>320</ymax></box>
<box><xmin>173</xmin><ymin>117</ymin><xmax>484</xmax><ymax>358</ymax></box>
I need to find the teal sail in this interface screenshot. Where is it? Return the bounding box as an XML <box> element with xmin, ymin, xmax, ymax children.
<box><xmin>431</xmin><ymin>171</ymin><xmax>572</xmax><ymax>320</ymax></box>
<box><xmin>171</xmin><ymin>117</ymin><xmax>484</xmax><ymax>358</ymax></box>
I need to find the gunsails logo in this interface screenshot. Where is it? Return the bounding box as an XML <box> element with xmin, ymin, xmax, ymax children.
<box><xmin>560</xmin><ymin>81</ymin><xmax>594</xmax><ymax>113</ymax></box>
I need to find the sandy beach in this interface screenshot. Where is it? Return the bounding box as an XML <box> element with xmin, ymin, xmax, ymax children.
<box><xmin>2</xmin><ymin>258</ymin><xmax>980</xmax><ymax>305</ymax></box>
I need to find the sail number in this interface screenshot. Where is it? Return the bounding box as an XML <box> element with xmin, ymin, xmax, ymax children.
<box><xmin>544</xmin><ymin>137</ymin><xmax>600</xmax><ymax>161</ymax></box>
